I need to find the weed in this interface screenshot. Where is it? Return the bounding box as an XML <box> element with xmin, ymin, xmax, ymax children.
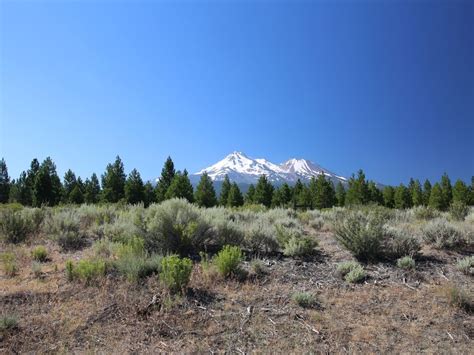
<box><xmin>160</xmin><ymin>255</ymin><xmax>193</xmax><ymax>294</ymax></box>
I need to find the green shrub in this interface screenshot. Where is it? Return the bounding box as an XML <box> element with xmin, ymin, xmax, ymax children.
<box><xmin>336</xmin><ymin>261</ymin><xmax>361</xmax><ymax>277</ymax></box>
<box><xmin>66</xmin><ymin>259</ymin><xmax>106</xmax><ymax>285</ymax></box>
<box><xmin>160</xmin><ymin>255</ymin><xmax>193</xmax><ymax>294</ymax></box>
<box><xmin>65</xmin><ymin>260</ymin><xmax>74</xmax><ymax>281</ymax></box>
<box><xmin>31</xmin><ymin>262</ymin><xmax>43</xmax><ymax>278</ymax></box>
<box><xmin>0</xmin><ymin>210</ymin><xmax>30</xmax><ymax>244</ymax></box>
<box><xmin>0</xmin><ymin>315</ymin><xmax>18</xmax><ymax>331</ymax></box>
<box><xmin>334</xmin><ymin>211</ymin><xmax>384</xmax><ymax>262</ymax></box>
<box><xmin>412</xmin><ymin>206</ymin><xmax>440</xmax><ymax>220</ymax></box>
<box><xmin>48</xmin><ymin>212</ymin><xmax>86</xmax><ymax>250</ymax></box>
<box><xmin>444</xmin><ymin>285</ymin><xmax>473</xmax><ymax>313</ymax></box>
<box><xmin>213</xmin><ymin>245</ymin><xmax>243</xmax><ymax>278</ymax></box>
<box><xmin>292</xmin><ymin>292</ymin><xmax>318</xmax><ymax>308</ymax></box>
<box><xmin>422</xmin><ymin>218</ymin><xmax>465</xmax><ymax>249</ymax></box>
<box><xmin>250</xmin><ymin>258</ymin><xmax>266</xmax><ymax>276</ymax></box>
<box><xmin>397</xmin><ymin>256</ymin><xmax>416</xmax><ymax>270</ymax></box>
<box><xmin>1</xmin><ymin>252</ymin><xmax>18</xmax><ymax>277</ymax></box>
<box><xmin>115</xmin><ymin>253</ymin><xmax>162</xmax><ymax>282</ymax></box>
<box><xmin>345</xmin><ymin>265</ymin><xmax>367</xmax><ymax>283</ymax></box>
<box><xmin>283</xmin><ymin>235</ymin><xmax>318</xmax><ymax>257</ymax></box>
<box><xmin>31</xmin><ymin>246</ymin><xmax>48</xmax><ymax>262</ymax></box>
<box><xmin>382</xmin><ymin>226</ymin><xmax>420</xmax><ymax>259</ymax></box>
<box><xmin>456</xmin><ymin>256</ymin><xmax>474</xmax><ymax>276</ymax></box>
<box><xmin>449</xmin><ymin>201</ymin><xmax>469</xmax><ymax>221</ymax></box>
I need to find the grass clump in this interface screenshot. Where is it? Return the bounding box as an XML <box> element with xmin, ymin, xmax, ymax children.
<box><xmin>292</xmin><ymin>292</ymin><xmax>318</xmax><ymax>308</ymax></box>
<box><xmin>336</xmin><ymin>261</ymin><xmax>366</xmax><ymax>283</ymax></box>
<box><xmin>31</xmin><ymin>246</ymin><xmax>48</xmax><ymax>262</ymax></box>
<box><xmin>0</xmin><ymin>210</ymin><xmax>30</xmax><ymax>244</ymax></box>
<box><xmin>65</xmin><ymin>259</ymin><xmax>106</xmax><ymax>285</ymax></box>
<box><xmin>31</xmin><ymin>262</ymin><xmax>43</xmax><ymax>278</ymax></box>
<box><xmin>422</xmin><ymin>218</ymin><xmax>465</xmax><ymax>249</ymax></box>
<box><xmin>283</xmin><ymin>235</ymin><xmax>318</xmax><ymax>257</ymax></box>
<box><xmin>397</xmin><ymin>256</ymin><xmax>416</xmax><ymax>270</ymax></box>
<box><xmin>213</xmin><ymin>245</ymin><xmax>243</xmax><ymax>278</ymax></box>
<box><xmin>1</xmin><ymin>252</ymin><xmax>18</xmax><ymax>277</ymax></box>
<box><xmin>456</xmin><ymin>256</ymin><xmax>474</xmax><ymax>276</ymax></box>
<box><xmin>0</xmin><ymin>315</ymin><xmax>18</xmax><ymax>331</ymax></box>
<box><xmin>250</xmin><ymin>258</ymin><xmax>266</xmax><ymax>276</ymax></box>
<box><xmin>160</xmin><ymin>255</ymin><xmax>193</xmax><ymax>294</ymax></box>
<box><xmin>444</xmin><ymin>285</ymin><xmax>473</xmax><ymax>313</ymax></box>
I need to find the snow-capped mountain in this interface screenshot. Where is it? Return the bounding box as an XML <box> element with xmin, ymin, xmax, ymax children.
<box><xmin>192</xmin><ymin>151</ymin><xmax>347</xmax><ymax>185</ymax></box>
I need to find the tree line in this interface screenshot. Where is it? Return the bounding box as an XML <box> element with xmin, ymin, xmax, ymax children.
<box><xmin>0</xmin><ymin>156</ymin><xmax>473</xmax><ymax>210</ymax></box>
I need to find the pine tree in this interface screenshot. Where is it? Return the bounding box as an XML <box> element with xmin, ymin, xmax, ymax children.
<box><xmin>101</xmin><ymin>156</ymin><xmax>126</xmax><ymax>203</ymax></box>
<box><xmin>429</xmin><ymin>183</ymin><xmax>444</xmax><ymax>210</ymax></box>
<box><xmin>452</xmin><ymin>179</ymin><xmax>469</xmax><ymax>204</ymax></box>
<box><xmin>33</xmin><ymin>157</ymin><xmax>62</xmax><ymax>206</ymax></box>
<box><xmin>368</xmin><ymin>181</ymin><xmax>383</xmax><ymax>205</ymax></box>
<box><xmin>227</xmin><ymin>182</ymin><xmax>244</xmax><ymax>207</ymax></box>
<box><xmin>274</xmin><ymin>183</ymin><xmax>292</xmax><ymax>207</ymax></box>
<box><xmin>422</xmin><ymin>179</ymin><xmax>432</xmax><ymax>206</ymax></box>
<box><xmin>156</xmin><ymin>156</ymin><xmax>176</xmax><ymax>202</ymax></box>
<box><xmin>8</xmin><ymin>172</ymin><xmax>29</xmax><ymax>204</ymax></box>
<box><xmin>335</xmin><ymin>182</ymin><xmax>346</xmax><ymax>207</ymax></box>
<box><xmin>394</xmin><ymin>184</ymin><xmax>411</xmax><ymax>209</ymax></box>
<box><xmin>470</xmin><ymin>176</ymin><xmax>474</xmax><ymax>206</ymax></box>
<box><xmin>219</xmin><ymin>175</ymin><xmax>231</xmax><ymax>206</ymax></box>
<box><xmin>292</xmin><ymin>179</ymin><xmax>305</xmax><ymax>208</ymax></box>
<box><xmin>124</xmin><ymin>168</ymin><xmax>145</xmax><ymax>204</ymax></box>
<box><xmin>440</xmin><ymin>173</ymin><xmax>452</xmax><ymax>210</ymax></box>
<box><xmin>254</xmin><ymin>175</ymin><xmax>274</xmax><ymax>207</ymax></box>
<box><xmin>165</xmin><ymin>170</ymin><xmax>194</xmax><ymax>202</ymax></box>
<box><xmin>194</xmin><ymin>172</ymin><xmax>217</xmax><ymax>207</ymax></box>
<box><xmin>69</xmin><ymin>185</ymin><xmax>84</xmax><ymax>204</ymax></box>
<box><xmin>312</xmin><ymin>175</ymin><xmax>336</xmax><ymax>209</ymax></box>
<box><xmin>22</xmin><ymin>159</ymin><xmax>40</xmax><ymax>205</ymax></box>
<box><xmin>411</xmin><ymin>179</ymin><xmax>423</xmax><ymax>206</ymax></box>
<box><xmin>143</xmin><ymin>181</ymin><xmax>156</xmax><ymax>207</ymax></box>
<box><xmin>84</xmin><ymin>173</ymin><xmax>101</xmax><ymax>204</ymax></box>
<box><xmin>62</xmin><ymin>169</ymin><xmax>77</xmax><ymax>203</ymax></box>
<box><xmin>245</xmin><ymin>184</ymin><xmax>256</xmax><ymax>204</ymax></box>
<box><xmin>383</xmin><ymin>186</ymin><xmax>395</xmax><ymax>208</ymax></box>
<box><xmin>0</xmin><ymin>158</ymin><xmax>10</xmax><ymax>203</ymax></box>
<box><xmin>345</xmin><ymin>169</ymin><xmax>370</xmax><ymax>205</ymax></box>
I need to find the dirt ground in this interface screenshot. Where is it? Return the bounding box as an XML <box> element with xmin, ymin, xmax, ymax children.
<box><xmin>1</xmin><ymin>231</ymin><xmax>473</xmax><ymax>353</ymax></box>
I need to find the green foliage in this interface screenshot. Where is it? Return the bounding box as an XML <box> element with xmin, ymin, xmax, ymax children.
<box><xmin>394</xmin><ymin>184</ymin><xmax>411</xmax><ymax>209</ymax></box>
<box><xmin>160</xmin><ymin>255</ymin><xmax>193</xmax><ymax>294</ymax></box>
<box><xmin>213</xmin><ymin>245</ymin><xmax>243</xmax><ymax>278</ymax></box>
<box><xmin>292</xmin><ymin>292</ymin><xmax>318</xmax><ymax>308</ymax></box>
<box><xmin>283</xmin><ymin>235</ymin><xmax>318</xmax><ymax>257</ymax></box>
<box><xmin>1</xmin><ymin>252</ymin><xmax>18</xmax><ymax>277</ymax></box>
<box><xmin>65</xmin><ymin>260</ymin><xmax>74</xmax><ymax>281</ymax></box>
<box><xmin>194</xmin><ymin>172</ymin><xmax>217</xmax><ymax>208</ymax></box>
<box><xmin>335</xmin><ymin>182</ymin><xmax>346</xmax><ymax>207</ymax></box>
<box><xmin>452</xmin><ymin>180</ymin><xmax>469</xmax><ymax>204</ymax></box>
<box><xmin>440</xmin><ymin>173</ymin><xmax>453</xmax><ymax>210</ymax></box>
<box><xmin>272</xmin><ymin>183</ymin><xmax>292</xmax><ymax>208</ymax></box>
<box><xmin>66</xmin><ymin>259</ymin><xmax>106</xmax><ymax>285</ymax></box>
<box><xmin>456</xmin><ymin>256</ymin><xmax>474</xmax><ymax>276</ymax></box>
<box><xmin>155</xmin><ymin>156</ymin><xmax>176</xmax><ymax>202</ymax></box>
<box><xmin>84</xmin><ymin>173</ymin><xmax>101</xmax><ymax>204</ymax></box>
<box><xmin>336</xmin><ymin>261</ymin><xmax>361</xmax><ymax>277</ymax></box>
<box><xmin>412</xmin><ymin>206</ymin><xmax>440</xmax><ymax>220</ymax></box>
<box><xmin>227</xmin><ymin>182</ymin><xmax>244</xmax><ymax>207</ymax></box>
<box><xmin>219</xmin><ymin>175</ymin><xmax>231</xmax><ymax>206</ymax></box>
<box><xmin>345</xmin><ymin>170</ymin><xmax>370</xmax><ymax>205</ymax></box>
<box><xmin>422</xmin><ymin>218</ymin><xmax>465</xmax><ymax>249</ymax></box>
<box><xmin>0</xmin><ymin>210</ymin><xmax>30</xmax><ymax>243</ymax></box>
<box><xmin>422</xmin><ymin>179</ymin><xmax>432</xmax><ymax>206</ymax></box>
<box><xmin>368</xmin><ymin>181</ymin><xmax>383</xmax><ymax>205</ymax></box>
<box><xmin>125</xmin><ymin>168</ymin><xmax>145</xmax><ymax>204</ymax></box>
<box><xmin>444</xmin><ymin>285</ymin><xmax>473</xmax><ymax>313</ymax></box>
<box><xmin>101</xmin><ymin>156</ymin><xmax>126</xmax><ymax>203</ymax></box>
<box><xmin>32</xmin><ymin>261</ymin><xmax>43</xmax><ymax>278</ymax></box>
<box><xmin>382</xmin><ymin>226</ymin><xmax>420</xmax><ymax>259</ymax></box>
<box><xmin>345</xmin><ymin>264</ymin><xmax>366</xmax><ymax>283</ymax></box>
<box><xmin>410</xmin><ymin>179</ymin><xmax>423</xmax><ymax>206</ymax></box>
<box><xmin>48</xmin><ymin>212</ymin><xmax>86</xmax><ymax>250</ymax></box>
<box><xmin>250</xmin><ymin>258</ymin><xmax>266</xmax><ymax>276</ymax></box>
<box><xmin>310</xmin><ymin>175</ymin><xmax>336</xmax><ymax>209</ymax></box>
<box><xmin>449</xmin><ymin>201</ymin><xmax>469</xmax><ymax>221</ymax></box>
<box><xmin>245</xmin><ymin>184</ymin><xmax>256</xmax><ymax>204</ymax></box>
<box><xmin>254</xmin><ymin>175</ymin><xmax>274</xmax><ymax>207</ymax></box>
<box><xmin>165</xmin><ymin>170</ymin><xmax>194</xmax><ymax>203</ymax></box>
<box><xmin>429</xmin><ymin>183</ymin><xmax>444</xmax><ymax>210</ymax></box>
<box><xmin>397</xmin><ymin>256</ymin><xmax>415</xmax><ymax>270</ymax></box>
<box><xmin>0</xmin><ymin>158</ymin><xmax>11</xmax><ymax>203</ymax></box>
<box><xmin>143</xmin><ymin>181</ymin><xmax>156</xmax><ymax>207</ymax></box>
<box><xmin>0</xmin><ymin>315</ymin><xmax>18</xmax><ymax>331</ymax></box>
<box><xmin>69</xmin><ymin>185</ymin><xmax>84</xmax><ymax>204</ymax></box>
<box><xmin>31</xmin><ymin>246</ymin><xmax>48</xmax><ymax>262</ymax></box>
<box><xmin>383</xmin><ymin>186</ymin><xmax>395</xmax><ymax>208</ymax></box>
<box><xmin>33</xmin><ymin>157</ymin><xmax>62</xmax><ymax>207</ymax></box>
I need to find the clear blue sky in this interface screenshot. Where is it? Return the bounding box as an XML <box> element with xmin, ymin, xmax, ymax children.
<box><xmin>1</xmin><ymin>0</ymin><xmax>473</xmax><ymax>185</ymax></box>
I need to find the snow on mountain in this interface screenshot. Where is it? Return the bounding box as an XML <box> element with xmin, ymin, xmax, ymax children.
<box><xmin>192</xmin><ymin>152</ymin><xmax>347</xmax><ymax>185</ymax></box>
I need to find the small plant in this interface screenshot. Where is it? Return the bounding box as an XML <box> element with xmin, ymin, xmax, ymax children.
<box><xmin>160</xmin><ymin>255</ymin><xmax>193</xmax><ymax>294</ymax></box>
<box><xmin>65</xmin><ymin>259</ymin><xmax>106</xmax><ymax>285</ymax></box>
<box><xmin>31</xmin><ymin>246</ymin><xmax>48</xmax><ymax>262</ymax></box>
<box><xmin>292</xmin><ymin>292</ymin><xmax>318</xmax><ymax>308</ymax></box>
<box><xmin>412</xmin><ymin>206</ymin><xmax>439</xmax><ymax>220</ymax></box>
<box><xmin>65</xmin><ymin>260</ymin><xmax>74</xmax><ymax>281</ymax></box>
<box><xmin>1</xmin><ymin>252</ymin><xmax>18</xmax><ymax>277</ymax></box>
<box><xmin>0</xmin><ymin>315</ymin><xmax>18</xmax><ymax>331</ymax></box>
<box><xmin>449</xmin><ymin>201</ymin><xmax>469</xmax><ymax>221</ymax></box>
<box><xmin>336</xmin><ymin>261</ymin><xmax>361</xmax><ymax>277</ymax></box>
<box><xmin>57</xmin><ymin>230</ymin><xmax>86</xmax><ymax>251</ymax></box>
<box><xmin>250</xmin><ymin>258</ymin><xmax>266</xmax><ymax>276</ymax></box>
<box><xmin>0</xmin><ymin>210</ymin><xmax>29</xmax><ymax>244</ymax></box>
<box><xmin>213</xmin><ymin>245</ymin><xmax>243</xmax><ymax>278</ymax></box>
<box><xmin>382</xmin><ymin>226</ymin><xmax>420</xmax><ymax>259</ymax></box>
<box><xmin>283</xmin><ymin>235</ymin><xmax>318</xmax><ymax>257</ymax></box>
<box><xmin>422</xmin><ymin>218</ymin><xmax>465</xmax><ymax>249</ymax></box>
<box><xmin>444</xmin><ymin>285</ymin><xmax>473</xmax><ymax>313</ymax></box>
<box><xmin>397</xmin><ymin>256</ymin><xmax>416</xmax><ymax>270</ymax></box>
<box><xmin>345</xmin><ymin>265</ymin><xmax>367</xmax><ymax>283</ymax></box>
<box><xmin>31</xmin><ymin>262</ymin><xmax>43</xmax><ymax>278</ymax></box>
<box><xmin>456</xmin><ymin>256</ymin><xmax>474</xmax><ymax>276</ymax></box>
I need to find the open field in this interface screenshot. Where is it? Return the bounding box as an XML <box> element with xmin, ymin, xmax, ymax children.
<box><xmin>1</xmin><ymin>201</ymin><xmax>473</xmax><ymax>353</ymax></box>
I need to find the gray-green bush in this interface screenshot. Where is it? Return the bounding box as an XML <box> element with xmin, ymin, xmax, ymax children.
<box><xmin>422</xmin><ymin>218</ymin><xmax>465</xmax><ymax>249</ymax></box>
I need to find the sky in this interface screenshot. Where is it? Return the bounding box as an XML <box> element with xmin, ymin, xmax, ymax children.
<box><xmin>1</xmin><ymin>0</ymin><xmax>473</xmax><ymax>186</ymax></box>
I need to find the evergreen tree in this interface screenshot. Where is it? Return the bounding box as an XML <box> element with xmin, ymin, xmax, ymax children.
<box><xmin>452</xmin><ymin>179</ymin><xmax>469</xmax><ymax>204</ymax></box>
<box><xmin>312</xmin><ymin>175</ymin><xmax>336</xmax><ymax>209</ymax></box>
<box><xmin>194</xmin><ymin>172</ymin><xmax>217</xmax><ymax>207</ymax></box>
<box><xmin>335</xmin><ymin>182</ymin><xmax>346</xmax><ymax>207</ymax></box>
<box><xmin>143</xmin><ymin>181</ymin><xmax>156</xmax><ymax>207</ymax></box>
<box><xmin>227</xmin><ymin>182</ymin><xmax>244</xmax><ymax>207</ymax></box>
<box><xmin>101</xmin><ymin>156</ymin><xmax>126</xmax><ymax>203</ymax></box>
<box><xmin>155</xmin><ymin>156</ymin><xmax>176</xmax><ymax>202</ymax></box>
<box><xmin>62</xmin><ymin>169</ymin><xmax>77</xmax><ymax>203</ymax></box>
<box><xmin>254</xmin><ymin>175</ymin><xmax>274</xmax><ymax>207</ymax></box>
<box><xmin>69</xmin><ymin>185</ymin><xmax>84</xmax><ymax>204</ymax></box>
<box><xmin>440</xmin><ymin>173</ymin><xmax>452</xmax><ymax>210</ymax></box>
<box><xmin>470</xmin><ymin>176</ymin><xmax>474</xmax><ymax>206</ymax></box>
<box><xmin>245</xmin><ymin>184</ymin><xmax>256</xmax><ymax>204</ymax></box>
<box><xmin>394</xmin><ymin>184</ymin><xmax>411</xmax><ymax>209</ymax></box>
<box><xmin>383</xmin><ymin>186</ymin><xmax>395</xmax><ymax>208</ymax></box>
<box><xmin>422</xmin><ymin>179</ymin><xmax>432</xmax><ymax>206</ymax></box>
<box><xmin>292</xmin><ymin>179</ymin><xmax>305</xmax><ymax>208</ymax></box>
<box><xmin>368</xmin><ymin>181</ymin><xmax>383</xmax><ymax>205</ymax></box>
<box><xmin>165</xmin><ymin>170</ymin><xmax>194</xmax><ymax>202</ymax></box>
<box><xmin>0</xmin><ymin>158</ymin><xmax>10</xmax><ymax>203</ymax></box>
<box><xmin>219</xmin><ymin>175</ymin><xmax>231</xmax><ymax>206</ymax></box>
<box><xmin>124</xmin><ymin>168</ymin><xmax>145</xmax><ymax>204</ymax></box>
<box><xmin>411</xmin><ymin>179</ymin><xmax>423</xmax><ymax>206</ymax></box>
<box><xmin>21</xmin><ymin>159</ymin><xmax>40</xmax><ymax>205</ymax></box>
<box><xmin>8</xmin><ymin>172</ymin><xmax>29</xmax><ymax>204</ymax></box>
<box><xmin>345</xmin><ymin>169</ymin><xmax>370</xmax><ymax>205</ymax></box>
<box><xmin>33</xmin><ymin>157</ymin><xmax>62</xmax><ymax>206</ymax></box>
<box><xmin>429</xmin><ymin>183</ymin><xmax>444</xmax><ymax>210</ymax></box>
<box><xmin>272</xmin><ymin>183</ymin><xmax>292</xmax><ymax>208</ymax></box>
<box><xmin>84</xmin><ymin>173</ymin><xmax>101</xmax><ymax>204</ymax></box>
